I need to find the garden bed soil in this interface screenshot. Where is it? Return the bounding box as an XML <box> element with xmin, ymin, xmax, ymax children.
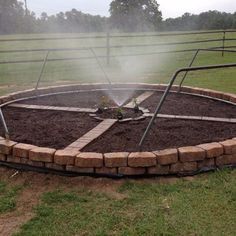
<box><xmin>19</xmin><ymin>90</ymin><xmax>236</xmax><ymax>118</ymax></box>
<box><xmin>0</xmin><ymin>107</ymin><xmax>98</xmax><ymax>149</ymax></box>
<box><xmin>1</xmin><ymin>90</ymin><xmax>236</xmax><ymax>151</ymax></box>
<box><xmin>83</xmin><ymin>118</ymin><xmax>236</xmax><ymax>152</ymax></box>
<box><xmin>141</xmin><ymin>91</ymin><xmax>236</xmax><ymax>118</ymax></box>
<box><xmin>19</xmin><ymin>90</ymin><xmax>142</xmax><ymax>109</ymax></box>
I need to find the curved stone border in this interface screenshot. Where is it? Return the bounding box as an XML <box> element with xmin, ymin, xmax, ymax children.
<box><xmin>0</xmin><ymin>83</ymin><xmax>236</xmax><ymax>177</ymax></box>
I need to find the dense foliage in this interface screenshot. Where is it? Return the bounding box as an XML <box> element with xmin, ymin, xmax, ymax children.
<box><xmin>162</xmin><ymin>11</ymin><xmax>236</xmax><ymax>31</ymax></box>
<box><xmin>109</xmin><ymin>0</ymin><xmax>162</xmax><ymax>31</ymax></box>
<box><xmin>0</xmin><ymin>0</ymin><xmax>235</xmax><ymax>34</ymax></box>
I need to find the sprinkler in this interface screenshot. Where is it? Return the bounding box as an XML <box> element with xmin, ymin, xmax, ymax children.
<box><xmin>133</xmin><ymin>98</ymin><xmax>140</xmax><ymax>113</ymax></box>
<box><xmin>116</xmin><ymin>107</ymin><xmax>124</xmax><ymax>120</ymax></box>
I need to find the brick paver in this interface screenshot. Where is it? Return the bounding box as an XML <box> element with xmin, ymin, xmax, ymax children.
<box><xmin>65</xmin><ymin>119</ymin><xmax>117</xmax><ymax>151</ymax></box>
<box><xmin>9</xmin><ymin>103</ymin><xmax>96</xmax><ymax>113</ymax></box>
<box><xmin>125</xmin><ymin>91</ymin><xmax>154</xmax><ymax>108</ymax></box>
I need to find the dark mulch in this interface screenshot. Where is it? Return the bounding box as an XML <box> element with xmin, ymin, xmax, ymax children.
<box><xmin>0</xmin><ymin>107</ymin><xmax>98</xmax><ymax>149</ymax></box>
<box><xmin>1</xmin><ymin>90</ymin><xmax>236</xmax><ymax>151</ymax></box>
<box><xmin>83</xmin><ymin>118</ymin><xmax>236</xmax><ymax>152</ymax></box>
<box><xmin>141</xmin><ymin>91</ymin><xmax>236</xmax><ymax>118</ymax></box>
<box><xmin>19</xmin><ymin>90</ymin><xmax>142</xmax><ymax>109</ymax></box>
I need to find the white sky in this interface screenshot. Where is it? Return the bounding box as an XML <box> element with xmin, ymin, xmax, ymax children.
<box><xmin>25</xmin><ymin>0</ymin><xmax>236</xmax><ymax>19</ymax></box>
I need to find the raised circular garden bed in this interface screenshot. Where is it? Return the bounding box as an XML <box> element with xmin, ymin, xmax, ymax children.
<box><xmin>0</xmin><ymin>83</ymin><xmax>236</xmax><ymax>177</ymax></box>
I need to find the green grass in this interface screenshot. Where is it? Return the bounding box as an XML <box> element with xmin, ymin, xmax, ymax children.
<box><xmin>0</xmin><ymin>181</ymin><xmax>22</xmax><ymax>214</ymax></box>
<box><xmin>14</xmin><ymin>169</ymin><xmax>236</xmax><ymax>236</ymax></box>
<box><xmin>0</xmin><ymin>31</ymin><xmax>236</xmax><ymax>95</ymax></box>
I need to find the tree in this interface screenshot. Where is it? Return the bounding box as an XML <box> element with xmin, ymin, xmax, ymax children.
<box><xmin>109</xmin><ymin>0</ymin><xmax>162</xmax><ymax>32</ymax></box>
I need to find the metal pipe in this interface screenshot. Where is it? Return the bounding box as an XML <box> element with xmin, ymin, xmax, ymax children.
<box><xmin>35</xmin><ymin>51</ymin><xmax>50</xmax><ymax>90</ymax></box>
<box><xmin>90</xmin><ymin>48</ymin><xmax>112</xmax><ymax>86</ymax></box>
<box><xmin>0</xmin><ymin>108</ymin><xmax>9</xmax><ymax>139</ymax></box>
<box><xmin>178</xmin><ymin>49</ymin><xmax>200</xmax><ymax>92</ymax></box>
<box><xmin>178</xmin><ymin>48</ymin><xmax>236</xmax><ymax>91</ymax></box>
<box><xmin>139</xmin><ymin>63</ymin><xmax>236</xmax><ymax>148</ymax></box>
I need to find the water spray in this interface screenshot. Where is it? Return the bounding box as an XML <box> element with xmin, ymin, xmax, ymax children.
<box><xmin>90</xmin><ymin>48</ymin><xmax>112</xmax><ymax>88</ymax></box>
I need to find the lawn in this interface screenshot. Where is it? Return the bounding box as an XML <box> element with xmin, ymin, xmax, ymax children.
<box><xmin>0</xmin><ymin>31</ymin><xmax>236</xmax><ymax>95</ymax></box>
<box><xmin>0</xmin><ymin>168</ymin><xmax>234</xmax><ymax>235</ymax></box>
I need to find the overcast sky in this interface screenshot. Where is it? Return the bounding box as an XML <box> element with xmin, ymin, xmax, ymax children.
<box><xmin>26</xmin><ymin>0</ymin><xmax>236</xmax><ymax>19</ymax></box>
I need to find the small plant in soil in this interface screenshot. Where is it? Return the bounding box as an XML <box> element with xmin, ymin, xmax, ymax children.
<box><xmin>97</xmin><ymin>96</ymin><xmax>109</xmax><ymax>113</ymax></box>
<box><xmin>116</xmin><ymin>107</ymin><xmax>124</xmax><ymax>120</ymax></box>
<box><xmin>132</xmin><ymin>98</ymin><xmax>140</xmax><ymax>113</ymax></box>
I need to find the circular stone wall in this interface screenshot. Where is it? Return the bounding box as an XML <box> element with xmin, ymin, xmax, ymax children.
<box><xmin>0</xmin><ymin>83</ymin><xmax>236</xmax><ymax>177</ymax></box>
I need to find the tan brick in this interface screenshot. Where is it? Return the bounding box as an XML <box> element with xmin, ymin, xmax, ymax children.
<box><xmin>66</xmin><ymin>165</ymin><xmax>94</xmax><ymax>174</ymax></box>
<box><xmin>147</xmin><ymin>165</ymin><xmax>169</xmax><ymax>175</ymax></box>
<box><xmin>27</xmin><ymin>160</ymin><xmax>44</xmax><ymax>167</ymax></box>
<box><xmin>7</xmin><ymin>156</ymin><xmax>21</xmax><ymax>164</ymax></box>
<box><xmin>170</xmin><ymin>162</ymin><xmax>198</xmax><ymax>173</ymax></box>
<box><xmin>128</xmin><ymin>152</ymin><xmax>156</xmax><ymax>167</ymax></box>
<box><xmin>178</xmin><ymin>146</ymin><xmax>205</xmax><ymax>162</ymax></box>
<box><xmin>216</xmin><ymin>155</ymin><xmax>236</xmax><ymax>166</ymax></box>
<box><xmin>0</xmin><ymin>140</ymin><xmax>17</xmax><ymax>155</ymax></box>
<box><xmin>20</xmin><ymin>158</ymin><xmax>28</xmax><ymax>165</ymax></box>
<box><xmin>75</xmin><ymin>153</ymin><xmax>103</xmax><ymax>168</ymax></box>
<box><xmin>95</xmin><ymin>167</ymin><xmax>117</xmax><ymax>175</ymax></box>
<box><xmin>154</xmin><ymin>149</ymin><xmax>178</xmax><ymax>165</ymax></box>
<box><xmin>198</xmin><ymin>158</ymin><xmax>215</xmax><ymax>169</ymax></box>
<box><xmin>45</xmin><ymin>163</ymin><xmax>65</xmax><ymax>171</ymax></box>
<box><xmin>197</xmin><ymin>142</ymin><xmax>223</xmax><ymax>158</ymax></box>
<box><xmin>13</xmin><ymin>143</ymin><xmax>36</xmax><ymax>158</ymax></box>
<box><xmin>219</xmin><ymin>139</ymin><xmax>236</xmax><ymax>154</ymax></box>
<box><xmin>54</xmin><ymin>150</ymin><xmax>78</xmax><ymax>166</ymax></box>
<box><xmin>118</xmin><ymin>167</ymin><xmax>146</xmax><ymax>176</ymax></box>
<box><xmin>0</xmin><ymin>154</ymin><xmax>6</xmax><ymax>161</ymax></box>
<box><xmin>29</xmin><ymin>147</ymin><xmax>56</xmax><ymax>163</ymax></box>
<box><xmin>104</xmin><ymin>152</ymin><xmax>128</xmax><ymax>167</ymax></box>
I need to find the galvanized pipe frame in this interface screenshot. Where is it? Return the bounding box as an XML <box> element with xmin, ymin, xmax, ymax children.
<box><xmin>178</xmin><ymin>48</ymin><xmax>236</xmax><ymax>91</ymax></box>
<box><xmin>139</xmin><ymin>63</ymin><xmax>236</xmax><ymax>148</ymax></box>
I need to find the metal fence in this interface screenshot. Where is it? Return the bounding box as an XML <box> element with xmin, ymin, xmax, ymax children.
<box><xmin>0</xmin><ymin>30</ymin><xmax>236</xmax><ymax>66</ymax></box>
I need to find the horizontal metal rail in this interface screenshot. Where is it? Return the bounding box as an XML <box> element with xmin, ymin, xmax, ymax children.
<box><xmin>1</xmin><ymin>37</ymin><xmax>236</xmax><ymax>55</ymax></box>
<box><xmin>0</xmin><ymin>38</ymin><xmax>232</xmax><ymax>54</ymax></box>
<box><xmin>139</xmin><ymin>63</ymin><xmax>236</xmax><ymax>148</ymax></box>
<box><xmin>179</xmin><ymin>48</ymin><xmax>236</xmax><ymax>90</ymax></box>
<box><xmin>0</xmin><ymin>30</ymin><xmax>235</xmax><ymax>42</ymax></box>
<box><xmin>0</xmin><ymin>47</ymin><xmax>234</xmax><ymax>65</ymax></box>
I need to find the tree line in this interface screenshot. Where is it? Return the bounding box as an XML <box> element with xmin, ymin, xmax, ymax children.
<box><xmin>0</xmin><ymin>0</ymin><xmax>235</xmax><ymax>34</ymax></box>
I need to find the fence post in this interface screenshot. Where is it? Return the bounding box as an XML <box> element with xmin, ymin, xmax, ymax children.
<box><xmin>222</xmin><ymin>31</ymin><xmax>226</xmax><ymax>57</ymax></box>
<box><xmin>106</xmin><ymin>32</ymin><xmax>110</xmax><ymax>66</ymax></box>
